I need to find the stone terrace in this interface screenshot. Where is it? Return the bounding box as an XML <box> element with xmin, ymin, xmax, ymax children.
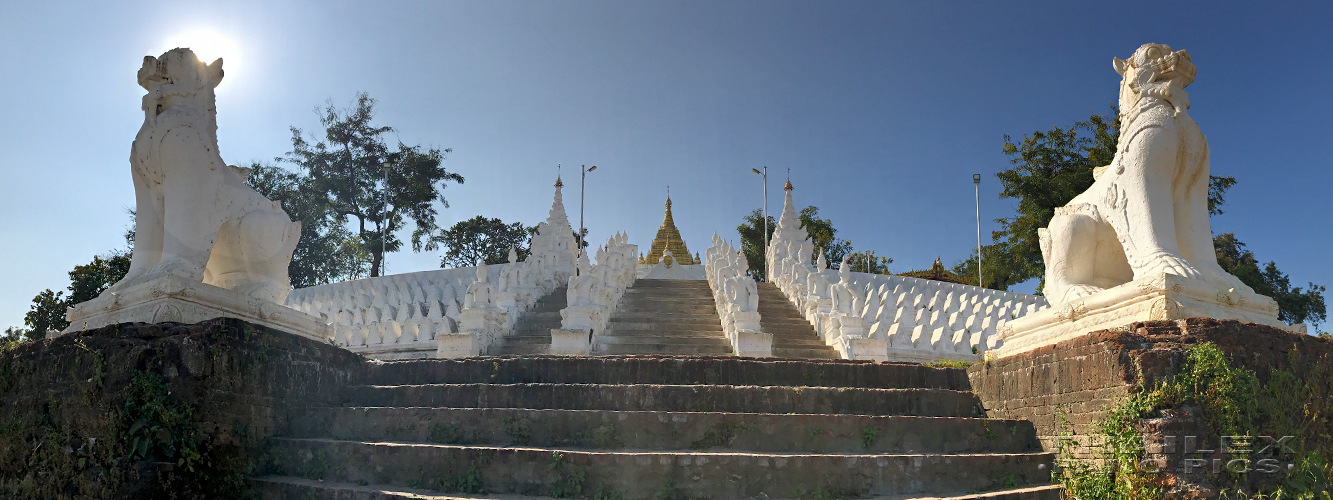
<box><xmin>256</xmin><ymin>355</ymin><xmax>1060</xmax><ymax>499</ymax></box>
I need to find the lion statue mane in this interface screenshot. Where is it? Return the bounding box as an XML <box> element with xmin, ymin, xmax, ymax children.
<box><xmin>108</xmin><ymin>48</ymin><xmax>301</xmax><ymax>304</ymax></box>
<box><xmin>1038</xmin><ymin>43</ymin><xmax>1251</xmax><ymax>308</ymax></box>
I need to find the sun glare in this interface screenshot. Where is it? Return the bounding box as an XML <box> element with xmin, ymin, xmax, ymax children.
<box><xmin>160</xmin><ymin>28</ymin><xmax>241</xmax><ymax>72</ymax></box>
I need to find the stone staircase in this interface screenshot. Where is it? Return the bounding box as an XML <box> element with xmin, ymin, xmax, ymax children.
<box><xmin>490</xmin><ymin>287</ymin><xmax>568</xmax><ymax>355</ymax></box>
<box><xmin>758</xmin><ymin>282</ymin><xmax>841</xmax><ymax>359</ymax></box>
<box><xmin>254</xmin><ymin>356</ymin><xmax>1058</xmax><ymax>499</ymax></box>
<box><xmin>596</xmin><ymin>279</ymin><xmax>733</xmax><ymax>355</ymax></box>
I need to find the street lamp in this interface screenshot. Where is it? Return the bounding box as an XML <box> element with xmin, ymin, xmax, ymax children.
<box><xmin>380</xmin><ymin>161</ymin><xmax>394</xmax><ymax>277</ymax></box>
<box><xmin>973</xmin><ymin>173</ymin><xmax>982</xmax><ymax>288</ymax></box>
<box><xmin>751</xmin><ymin>167</ymin><xmax>767</xmax><ymax>278</ymax></box>
<box><xmin>579</xmin><ymin>165</ymin><xmax>597</xmax><ymax>267</ymax></box>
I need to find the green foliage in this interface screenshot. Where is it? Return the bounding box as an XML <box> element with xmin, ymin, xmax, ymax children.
<box><xmin>22</xmin><ymin>290</ymin><xmax>65</xmax><ymax>338</ymax></box>
<box><xmin>431</xmin><ymin>461</ymin><xmax>484</xmax><ymax>494</ymax></box>
<box><xmin>971</xmin><ymin>108</ymin><xmax>1242</xmax><ymax>292</ymax></box>
<box><xmin>501</xmin><ymin>416</ymin><xmax>532</xmax><ymax>445</ymax></box>
<box><xmin>860</xmin><ymin>426</ymin><xmax>879</xmax><ymax>449</ymax></box>
<box><xmin>427</xmin><ymin>422</ymin><xmax>466</xmax><ymax>444</ymax></box>
<box><xmin>1158</xmin><ymin>342</ymin><xmax>1261</xmax><ymax>437</ymax></box>
<box><xmin>0</xmin><ymin>327</ymin><xmax>28</xmax><ymax>346</ymax></box>
<box><xmin>1214</xmin><ymin>233</ymin><xmax>1327</xmax><ymax>329</ymax></box>
<box><xmin>25</xmin><ymin>252</ymin><xmax>131</xmax><ymax>336</ymax></box>
<box><xmin>792</xmin><ymin>484</ymin><xmax>865</xmax><ymax>499</ymax></box>
<box><xmin>433</xmin><ymin>215</ymin><xmax>534</xmax><ymax>268</ymax></box>
<box><xmin>736</xmin><ymin>209</ymin><xmax>776</xmax><ymax>280</ymax></box>
<box><xmin>652</xmin><ymin>479</ymin><xmax>688</xmax><ymax>500</ymax></box>
<box><xmin>799</xmin><ymin>206</ymin><xmax>854</xmax><ymax>268</ymax></box>
<box><xmin>245</xmin><ymin>162</ymin><xmax>369</xmax><ymax>287</ymax></box>
<box><xmin>924</xmin><ymin>359</ymin><xmax>975</xmax><ymax>369</ymax></box>
<box><xmin>592</xmin><ymin>485</ymin><xmax>625</xmax><ymax>500</ymax></box>
<box><xmin>283</xmin><ymin>92</ymin><xmax>463</xmax><ymax>277</ymax></box>
<box><xmin>689</xmin><ymin>422</ymin><xmax>756</xmax><ymax>449</ymax></box>
<box><xmin>547</xmin><ymin>451</ymin><xmax>586</xmax><ymax>498</ymax></box>
<box><xmin>844</xmin><ymin>250</ymin><xmax>893</xmax><ymax>274</ymax></box>
<box><xmin>1056</xmin><ymin>342</ymin><xmax>1333</xmax><ymax>499</ymax></box>
<box><xmin>737</xmin><ymin>205</ymin><xmax>869</xmax><ymax>277</ymax></box>
<box><xmin>981</xmin><ymin>111</ymin><xmax>1119</xmax><ymax>291</ymax></box>
<box><xmin>0</xmin><ymin>364</ymin><xmax>249</xmax><ymax>498</ymax></box>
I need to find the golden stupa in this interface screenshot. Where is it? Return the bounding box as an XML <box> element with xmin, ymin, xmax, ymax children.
<box><xmin>899</xmin><ymin>258</ymin><xmax>971</xmax><ymax>285</ymax></box>
<box><xmin>640</xmin><ymin>193</ymin><xmax>695</xmax><ymax>266</ymax></box>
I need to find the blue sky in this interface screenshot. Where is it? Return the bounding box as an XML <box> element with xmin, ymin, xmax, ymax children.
<box><xmin>2</xmin><ymin>1</ymin><xmax>1329</xmax><ymax>330</ymax></box>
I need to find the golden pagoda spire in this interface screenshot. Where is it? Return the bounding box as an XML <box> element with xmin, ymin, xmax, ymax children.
<box><xmin>643</xmin><ymin>187</ymin><xmax>694</xmax><ymax>265</ymax></box>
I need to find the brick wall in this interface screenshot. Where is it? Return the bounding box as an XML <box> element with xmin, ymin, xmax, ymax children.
<box><xmin>968</xmin><ymin>317</ymin><xmax>1332</xmax><ymax>441</ymax></box>
<box><xmin>0</xmin><ymin>317</ymin><xmax>364</xmax><ymax>496</ymax></box>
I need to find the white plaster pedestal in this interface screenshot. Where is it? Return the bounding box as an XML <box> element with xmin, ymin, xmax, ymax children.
<box><xmin>550</xmin><ymin>328</ymin><xmax>592</xmax><ymax>355</ymax></box>
<box><xmin>436</xmin><ymin>333</ymin><xmax>481</xmax><ymax>358</ymax></box>
<box><xmin>837</xmin><ymin>336</ymin><xmax>888</xmax><ymax>361</ymax></box>
<box><xmin>559</xmin><ymin>306</ymin><xmax>598</xmax><ymax>332</ymax></box>
<box><xmin>444</xmin><ymin>307</ymin><xmax>509</xmax><ymax>358</ymax></box>
<box><xmin>993</xmin><ymin>272</ymin><xmax>1292</xmax><ymax>358</ymax></box>
<box><xmin>62</xmin><ymin>275</ymin><xmax>330</xmax><ymax>342</ymax></box>
<box><xmin>733</xmin><ymin>330</ymin><xmax>773</xmax><ymax>358</ymax></box>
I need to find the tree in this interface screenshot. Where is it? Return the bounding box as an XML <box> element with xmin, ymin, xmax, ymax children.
<box><xmin>24</xmin><ymin>252</ymin><xmax>131</xmax><ymax>338</ymax></box>
<box><xmin>434</xmin><ymin>216</ymin><xmax>534</xmax><ymax>268</ymax></box>
<box><xmin>736</xmin><ymin>206</ymin><xmax>863</xmax><ymax>279</ymax></box>
<box><xmin>284</xmin><ymin>93</ymin><xmax>463</xmax><ymax>277</ymax></box>
<box><xmin>970</xmin><ymin>108</ymin><xmax>1237</xmax><ymax>290</ymax></box>
<box><xmin>736</xmin><ymin>209</ymin><xmax>775</xmax><ymax>280</ymax></box>
<box><xmin>1214</xmin><ymin>233</ymin><xmax>1326</xmax><ymax>328</ymax></box>
<box><xmin>245</xmin><ymin>162</ymin><xmax>369</xmax><ymax>287</ymax></box>
<box><xmin>1</xmin><ymin>327</ymin><xmax>28</xmax><ymax>344</ymax></box>
<box><xmin>799</xmin><ymin>206</ymin><xmax>854</xmax><ymax>268</ymax></box>
<box><xmin>845</xmin><ymin>250</ymin><xmax>893</xmax><ymax>274</ymax></box>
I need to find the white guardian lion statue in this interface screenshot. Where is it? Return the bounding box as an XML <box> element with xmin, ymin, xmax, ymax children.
<box><xmin>1038</xmin><ymin>43</ymin><xmax>1249</xmax><ymax>307</ymax></box>
<box><xmin>110</xmin><ymin>48</ymin><xmax>301</xmax><ymax>304</ymax></box>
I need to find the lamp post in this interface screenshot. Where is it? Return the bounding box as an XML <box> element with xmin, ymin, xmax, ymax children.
<box><xmin>579</xmin><ymin>165</ymin><xmax>597</xmax><ymax>266</ymax></box>
<box><xmin>380</xmin><ymin>161</ymin><xmax>394</xmax><ymax>277</ymax></box>
<box><xmin>973</xmin><ymin>173</ymin><xmax>982</xmax><ymax>288</ymax></box>
<box><xmin>751</xmin><ymin>167</ymin><xmax>767</xmax><ymax>277</ymax></box>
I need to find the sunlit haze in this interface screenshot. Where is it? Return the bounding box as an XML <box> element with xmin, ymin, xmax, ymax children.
<box><xmin>160</xmin><ymin>28</ymin><xmax>242</xmax><ymax>74</ymax></box>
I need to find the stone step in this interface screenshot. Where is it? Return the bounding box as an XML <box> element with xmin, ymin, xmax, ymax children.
<box><xmin>773</xmin><ymin>348</ymin><xmax>843</xmax><ymax>359</ymax></box>
<box><xmin>488</xmin><ymin>344</ymin><xmax>548</xmax><ymax>355</ymax></box>
<box><xmin>618</xmin><ymin>293</ymin><xmax>716</xmax><ymax>299</ymax></box>
<box><xmin>595</xmin><ymin>335</ymin><xmax>730</xmax><ymax>346</ymax></box>
<box><xmin>602</xmin><ymin>330</ymin><xmax>730</xmax><ymax>338</ymax></box>
<box><xmin>884</xmin><ymin>485</ymin><xmax>1064</xmax><ymax>500</ymax></box>
<box><xmin>755</xmin><ymin>314</ymin><xmax>811</xmax><ymax>321</ymax></box>
<box><xmin>344</xmin><ymin>383</ymin><xmax>981</xmax><ymax>416</ymax></box>
<box><xmin>506</xmin><ymin>329</ymin><xmax>554</xmax><ymax>337</ymax></box>
<box><xmin>769</xmin><ymin>337</ymin><xmax>832</xmax><ymax>347</ymax></box>
<box><xmin>615</xmin><ymin>305</ymin><xmax>718</xmax><ymax>314</ymax></box>
<box><xmin>496</xmin><ymin>336</ymin><xmax>553</xmax><ymax>346</ymax></box>
<box><xmin>753</xmin><ymin>283</ymin><xmax>839</xmax><ymax>359</ymax></box>
<box><xmin>252</xmin><ymin>476</ymin><xmax>524</xmax><ymax>500</ymax></box>
<box><xmin>264</xmin><ymin>438</ymin><xmax>1055</xmax><ymax>499</ymax></box>
<box><xmin>610</xmin><ymin>321</ymin><xmax>725</xmax><ymax>333</ymax></box>
<box><xmin>631</xmin><ymin>280</ymin><xmax>712</xmax><ymax>287</ymax></box>
<box><xmin>608</xmin><ymin>316</ymin><xmax>721</xmax><ymax>325</ymax></box>
<box><xmin>288</xmin><ymin>407</ymin><xmax>1040</xmax><ymax>454</ymax></box>
<box><xmin>766</xmin><ymin>325</ymin><xmax>823</xmax><ymax>333</ymax></box>
<box><xmin>595</xmin><ymin>343</ymin><xmax>734</xmax><ymax>356</ymax></box>
<box><xmin>365</xmin><ymin>357</ymin><xmax>969</xmax><ymax>389</ymax></box>
<box><xmin>254</xmin><ymin>476</ymin><xmax>1060</xmax><ymax>500</ymax></box>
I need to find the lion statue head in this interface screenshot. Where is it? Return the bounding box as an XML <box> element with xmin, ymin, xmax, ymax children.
<box><xmin>1115</xmin><ymin>43</ymin><xmax>1196</xmax><ymax>121</ymax></box>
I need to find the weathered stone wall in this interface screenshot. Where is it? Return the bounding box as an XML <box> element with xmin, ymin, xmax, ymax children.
<box><xmin>0</xmin><ymin>318</ymin><xmax>363</xmax><ymax>498</ymax></box>
<box><xmin>968</xmin><ymin>317</ymin><xmax>1333</xmax><ymax>439</ymax></box>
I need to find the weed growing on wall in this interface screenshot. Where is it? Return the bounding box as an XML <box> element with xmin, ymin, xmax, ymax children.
<box><xmin>1056</xmin><ymin>342</ymin><xmax>1333</xmax><ymax>499</ymax></box>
